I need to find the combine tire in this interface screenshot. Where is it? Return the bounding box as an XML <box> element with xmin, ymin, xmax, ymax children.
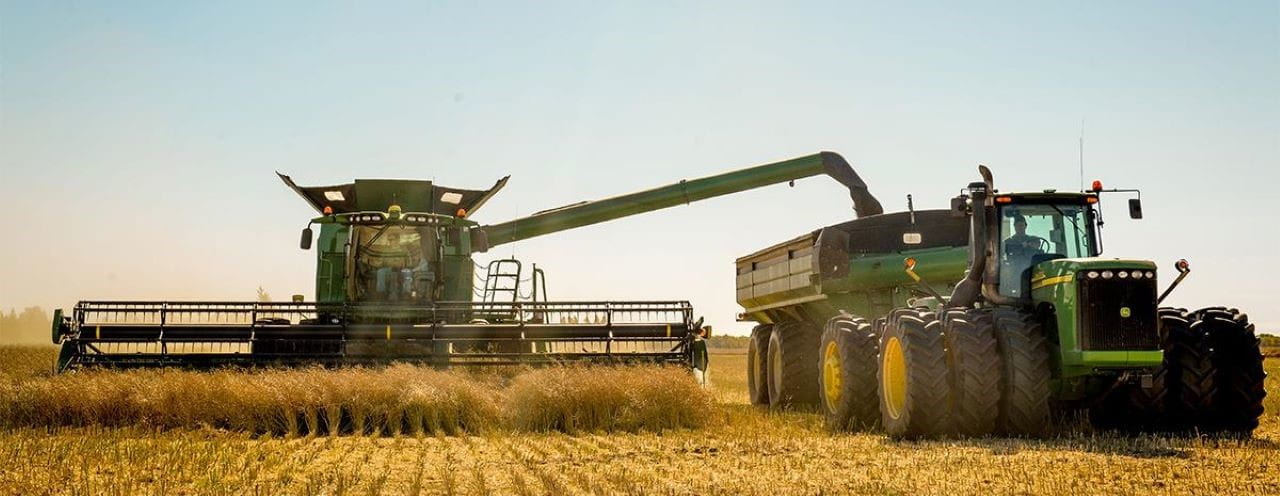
<box><xmin>747</xmin><ymin>324</ymin><xmax>773</xmax><ymax>405</ymax></box>
<box><xmin>941</xmin><ymin>309</ymin><xmax>1002</xmax><ymax>436</ymax></box>
<box><xmin>767</xmin><ymin>322</ymin><xmax>821</xmax><ymax>408</ymax></box>
<box><xmin>877</xmin><ymin>309</ymin><xmax>950</xmax><ymax>438</ymax></box>
<box><xmin>1155</xmin><ymin>308</ymin><xmax>1214</xmax><ymax>431</ymax></box>
<box><xmin>991</xmin><ymin>309</ymin><xmax>1051</xmax><ymax>437</ymax></box>
<box><xmin>819</xmin><ymin>314</ymin><xmax>880</xmax><ymax>431</ymax></box>
<box><xmin>1196</xmin><ymin>308</ymin><xmax>1265</xmax><ymax>435</ymax></box>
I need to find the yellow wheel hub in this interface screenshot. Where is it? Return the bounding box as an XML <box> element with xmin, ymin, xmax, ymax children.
<box><xmin>822</xmin><ymin>341</ymin><xmax>842</xmax><ymax>410</ymax></box>
<box><xmin>881</xmin><ymin>337</ymin><xmax>907</xmax><ymax>420</ymax></box>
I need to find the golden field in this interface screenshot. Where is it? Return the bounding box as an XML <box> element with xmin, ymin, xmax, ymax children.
<box><xmin>2</xmin><ymin>346</ymin><xmax>1280</xmax><ymax>495</ymax></box>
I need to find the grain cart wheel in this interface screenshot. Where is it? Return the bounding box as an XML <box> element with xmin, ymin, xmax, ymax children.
<box><xmin>991</xmin><ymin>309</ymin><xmax>1051</xmax><ymax>437</ymax></box>
<box><xmin>819</xmin><ymin>314</ymin><xmax>880</xmax><ymax>431</ymax></box>
<box><xmin>877</xmin><ymin>309</ymin><xmax>950</xmax><ymax>438</ymax></box>
<box><xmin>940</xmin><ymin>308</ymin><xmax>1002</xmax><ymax>436</ymax></box>
<box><xmin>1195</xmin><ymin>308</ymin><xmax>1265</xmax><ymax>435</ymax></box>
<box><xmin>767</xmin><ymin>322</ymin><xmax>821</xmax><ymax>408</ymax></box>
<box><xmin>1153</xmin><ymin>308</ymin><xmax>1214</xmax><ymax>431</ymax></box>
<box><xmin>747</xmin><ymin>324</ymin><xmax>774</xmax><ymax>405</ymax></box>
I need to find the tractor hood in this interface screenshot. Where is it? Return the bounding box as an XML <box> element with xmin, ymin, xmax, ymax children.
<box><xmin>278</xmin><ymin>173</ymin><xmax>508</xmax><ymax>217</ymax></box>
<box><xmin>1030</xmin><ymin>257</ymin><xmax>1159</xmax><ymax>282</ymax></box>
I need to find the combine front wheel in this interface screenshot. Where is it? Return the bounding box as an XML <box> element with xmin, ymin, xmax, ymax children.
<box><xmin>819</xmin><ymin>315</ymin><xmax>879</xmax><ymax>431</ymax></box>
<box><xmin>877</xmin><ymin>309</ymin><xmax>950</xmax><ymax>438</ymax></box>
<box><xmin>747</xmin><ymin>324</ymin><xmax>773</xmax><ymax>406</ymax></box>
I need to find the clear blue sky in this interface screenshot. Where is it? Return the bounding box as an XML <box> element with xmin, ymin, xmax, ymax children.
<box><xmin>1</xmin><ymin>1</ymin><xmax>1277</xmax><ymax>335</ymax></box>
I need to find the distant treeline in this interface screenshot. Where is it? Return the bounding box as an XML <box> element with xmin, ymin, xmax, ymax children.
<box><xmin>707</xmin><ymin>335</ymin><xmax>750</xmax><ymax>349</ymax></box>
<box><xmin>0</xmin><ymin>307</ymin><xmax>52</xmax><ymax>345</ymax></box>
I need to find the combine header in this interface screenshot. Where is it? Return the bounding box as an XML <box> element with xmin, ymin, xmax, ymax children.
<box><xmin>53</xmin><ymin>152</ymin><xmax>878</xmax><ymax>371</ymax></box>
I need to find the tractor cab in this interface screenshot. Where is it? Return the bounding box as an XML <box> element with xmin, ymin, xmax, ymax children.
<box><xmin>992</xmin><ymin>193</ymin><xmax>1100</xmax><ymax>298</ymax></box>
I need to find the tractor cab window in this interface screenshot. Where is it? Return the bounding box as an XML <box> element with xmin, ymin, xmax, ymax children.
<box><xmin>998</xmin><ymin>203</ymin><xmax>1095</xmax><ymax>297</ymax></box>
<box><xmin>351</xmin><ymin>225</ymin><xmax>440</xmax><ymax>302</ymax></box>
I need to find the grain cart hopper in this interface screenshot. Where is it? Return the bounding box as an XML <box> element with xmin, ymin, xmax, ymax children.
<box><xmin>52</xmin><ymin>152</ymin><xmax>880</xmax><ymax>372</ymax></box>
<box><xmin>740</xmin><ymin>165</ymin><xmax>1264</xmax><ymax>438</ymax></box>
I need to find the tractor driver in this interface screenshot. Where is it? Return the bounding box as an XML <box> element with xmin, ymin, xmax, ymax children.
<box><xmin>1004</xmin><ymin>215</ymin><xmax>1045</xmax><ymax>258</ymax></box>
<box><xmin>374</xmin><ymin>230</ymin><xmax>414</xmax><ymax>300</ymax></box>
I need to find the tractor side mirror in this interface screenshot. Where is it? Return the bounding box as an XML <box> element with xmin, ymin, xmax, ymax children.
<box><xmin>300</xmin><ymin>227</ymin><xmax>313</xmax><ymax>250</ymax></box>
<box><xmin>1128</xmin><ymin>198</ymin><xmax>1143</xmax><ymax>219</ymax></box>
<box><xmin>950</xmin><ymin>195</ymin><xmax>969</xmax><ymax>218</ymax></box>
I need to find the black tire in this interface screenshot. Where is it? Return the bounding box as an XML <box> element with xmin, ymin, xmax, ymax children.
<box><xmin>819</xmin><ymin>314</ymin><xmax>880</xmax><ymax>431</ymax></box>
<box><xmin>747</xmin><ymin>324</ymin><xmax>773</xmax><ymax>406</ymax></box>
<box><xmin>1196</xmin><ymin>308</ymin><xmax>1265</xmax><ymax>435</ymax></box>
<box><xmin>877</xmin><ymin>309</ymin><xmax>950</xmax><ymax>438</ymax></box>
<box><xmin>991</xmin><ymin>309</ymin><xmax>1052</xmax><ymax>437</ymax></box>
<box><xmin>1156</xmin><ymin>308</ymin><xmax>1214</xmax><ymax>431</ymax></box>
<box><xmin>767</xmin><ymin>322</ymin><xmax>821</xmax><ymax>408</ymax></box>
<box><xmin>941</xmin><ymin>309</ymin><xmax>1002</xmax><ymax>436</ymax></box>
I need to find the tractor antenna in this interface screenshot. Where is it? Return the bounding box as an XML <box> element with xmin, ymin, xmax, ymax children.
<box><xmin>1078</xmin><ymin>119</ymin><xmax>1085</xmax><ymax>192</ymax></box>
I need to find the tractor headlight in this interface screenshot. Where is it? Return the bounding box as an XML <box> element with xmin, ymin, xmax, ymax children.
<box><xmin>1086</xmin><ymin>271</ymin><xmax>1099</xmax><ymax>279</ymax></box>
<box><xmin>1118</xmin><ymin>271</ymin><xmax>1128</xmax><ymax>279</ymax></box>
<box><xmin>1130</xmin><ymin>271</ymin><xmax>1141</xmax><ymax>279</ymax></box>
<box><xmin>1145</xmin><ymin>271</ymin><xmax>1155</xmax><ymax>279</ymax></box>
<box><xmin>1101</xmin><ymin>270</ymin><xmax>1114</xmax><ymax>279</ymax></box>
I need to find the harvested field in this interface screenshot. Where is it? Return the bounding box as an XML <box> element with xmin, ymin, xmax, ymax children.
<box><xmin>2</xmin><ymin>345</ymin><xmax>1280</xmax><ymax>494</ymax></box>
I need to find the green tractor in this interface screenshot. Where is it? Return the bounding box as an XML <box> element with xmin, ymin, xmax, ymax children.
<box><xmin>739</xmin><ymin>164</ymin><xmax>1265</xmax><ymax>437</ymax></box>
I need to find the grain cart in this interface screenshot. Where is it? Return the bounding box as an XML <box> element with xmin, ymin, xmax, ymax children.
<box><xmin>52</xmin><ymin>152</ymin><xmax>879</xmax><ymax>372</ymax></box>
<box><xmin>739</xmin><ymin>165</ymin><xmax>1264</xmax><ymax>437</ymax></box>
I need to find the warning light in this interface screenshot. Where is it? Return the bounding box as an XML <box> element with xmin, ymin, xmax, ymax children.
<box><xmin>904</xmin><ymin>257</ymin><xmax>917</xmax><ymax>271</ymax></box>
<box><xmin>1091</xmin><ymin>180</ymin><xmax>1103</xmax><ymax>192</ymax></box>
<box><xmin>1085</xmin><ymin>196</ymin><xmax>1098</xmax><ymax>204</ymax></box>
<box><xmin>456</xmin><ymin>208</ymin><xmax>468</xmax><ymax>218</ymax></box>
<box><xmin>322</xmin><ymin>206</ymin><xmax>333</xmax><ymax>215</ymax></box>
<box><xmin>995</xmin><ymin>196</ymin><xmax>1013</xmax><ymax>204</ymax></box>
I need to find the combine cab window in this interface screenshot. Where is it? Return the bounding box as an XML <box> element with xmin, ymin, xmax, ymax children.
<box><xmin>351</xmin><ymin>226</ymin><xmax>439</xmax><ymax>302</ymax></box>
<box><xmin>998</xmin><ymin>203</ymin><xmax>1095</xmax><ymax>297</ymax></box>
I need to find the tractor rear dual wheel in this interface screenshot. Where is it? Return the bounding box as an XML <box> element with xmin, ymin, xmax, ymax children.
<box><xmin>991</xmin><ymin>309</ymin><xmax>1052</xmax><ymax>437</ymax></box>
<box><xmin>941</xmin><ymin>309</ymin><xmax>1002</xmax><ymax>436</ymax></box>
<box><xmin>877</xmin><ymin>308</ymin><xmax>951</xmax><ymax>438</ymax></box>
<box><xmin>819</xmin><ymin>314</ymin><xmax>879</xmax><ymax>431</ymax></box>
<box><xmin>747</xmin><ymin>324</ymin><xmax>773</xmax><ymax>406</ymax></box>
<box><xmin>768</xmin><ymin>322</ymin><xmax>822</xmax><ymax>408</ymax></box>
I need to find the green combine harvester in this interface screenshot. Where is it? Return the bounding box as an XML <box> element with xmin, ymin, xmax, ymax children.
<box><xmin>52</xmin><ymin>152</ymin><xmax>879</xmax><ymax>372</ymax></box>
<box><xmin>739</xmin><ymin>165</ymin><xmax>1265</xmax><ymax>436</ymax></box>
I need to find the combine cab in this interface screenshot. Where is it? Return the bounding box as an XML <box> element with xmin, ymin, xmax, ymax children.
<box><xmin>53</xmin><ymin>152</ymin><xmax>879</xmax><ymax>371</ymax></box>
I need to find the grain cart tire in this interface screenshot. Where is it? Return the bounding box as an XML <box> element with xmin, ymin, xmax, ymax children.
<box><xmin>991</xmin><ymin>309</ymin><xmax>1052</xmax><ymax>437</ymax></box>
<box><xmin>1195</xmin><ymin>308</ymin><xmax>1265</xmax><ymax>435</ymax></box>
<box><xmin>1155</xmin><ymin>309</ymin><xmax>1214</xmax><ymax>431</ymax></box>
<box><xmin>747</xmin><ymin>324</ymin><xmax>774</xmax><ymax>406</ymax></box>
<box><xmin>819</xmin><ymin>314</ymin><xmax>880</xmax><ymax>431</ymax></box>
<box><xmin>877</xmin><ymin>309</ymin><xmax>950</xmax><ymax>438</ymax></box>
<box><xmin>768</xmin><ymin>322</ymin><xmax>821</xmax><ymax>408</ymax></box>
<box><xmin>941</xmin><ymin>309</ymin><xmax>1002</xmax><ymax>436</ymax></box>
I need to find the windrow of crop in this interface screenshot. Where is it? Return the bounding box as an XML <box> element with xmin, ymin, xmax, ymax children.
<box><xmin>0</xmin><ymin>363</ymin><xmax>715</xmax><ymax>436</ymax></box>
